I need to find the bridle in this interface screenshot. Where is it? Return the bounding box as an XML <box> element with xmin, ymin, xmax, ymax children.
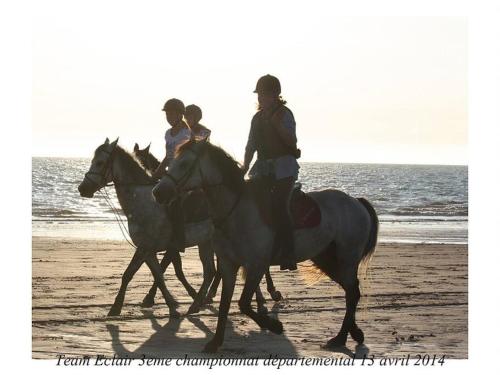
<box><xmin>83</xmin><ymin>145</ymin><xmax>117</xmax><ymax>191</ymax></box>
<box><xmin>163</xmin><ymin>142</ymin><xmax>242</xmax><ymax>227</ymax></box>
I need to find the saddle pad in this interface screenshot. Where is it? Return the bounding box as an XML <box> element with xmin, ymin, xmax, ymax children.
<box><xmin>290</xmin><ymin>189</ymin><xmax>321</xmax><ymax>229</ymax></box>
<box><xmin>249</xmin><ymin>181</ymin><xmax>321</xmax><ymax>229</ymax></box>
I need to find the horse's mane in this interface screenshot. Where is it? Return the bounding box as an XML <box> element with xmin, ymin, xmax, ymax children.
<box><xmin>134</xmin><ymin>147</ymin><xmax>161</xmax><ymax>172</ymax></box>
<box><xmin>144</xmin><ymin>152</ymin><xmax>161</xmax><ymax>171</ymax></box>
<box><xmin>177</xmin><ymin>140</ymin><xmax>245</xmax><ymax>194</ymax></box>
<box><xmin>96</xmin><ymin>144</ymin><xmax>154</xmax><ymax>183</ymax></box>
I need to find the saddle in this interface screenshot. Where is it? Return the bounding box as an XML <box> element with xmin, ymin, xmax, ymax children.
<box><xmin>249</xmin><ymin>180</ymin><xmax>321</xmax><ymax>229</ymax></box>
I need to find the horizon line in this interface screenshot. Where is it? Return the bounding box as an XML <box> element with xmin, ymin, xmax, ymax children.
<box><xmin>31</xmin><ymin>155</ymin><xmax>468</xmax><ymax>167</ymax></box>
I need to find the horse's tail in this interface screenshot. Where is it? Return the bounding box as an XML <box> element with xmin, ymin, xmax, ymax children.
<box><xmin>357</xmin><ymin>197</ymin><xmax>379</xmax><ymax>261</ymax></box>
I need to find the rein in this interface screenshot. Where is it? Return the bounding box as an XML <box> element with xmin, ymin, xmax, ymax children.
<box><xmin>99</xmin><ymin>188</ymin><xmax>137</xmax><ymax>249</ymax></box>
<box><xmin>84</xmin><ymin>144</ymin><xmax>155</xmax><ymax>249</ymax></box>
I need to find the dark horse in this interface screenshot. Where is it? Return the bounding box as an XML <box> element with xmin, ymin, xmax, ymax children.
<box><xmin>153</xmin><ymin>140</ymin><xmax>378</xmax><ymax>352</ymax></box>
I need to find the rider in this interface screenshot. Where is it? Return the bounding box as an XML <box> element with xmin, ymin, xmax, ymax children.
<box><xmin>152</xmin><ymin>98</ymin><xmax>191</xmax><ymax>252</ymax></box>
<box><xmin>242</xmin><ymin>75</ymin><xmax>300</xmax><ymax>271</ymax></box>
<box><xmin>185</xmin><ymin>104</ymin><xmax>211</xmax><ymax>141</ymax></box>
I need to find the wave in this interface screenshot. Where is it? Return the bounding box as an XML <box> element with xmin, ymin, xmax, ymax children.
<box><xmin>32</xmin><ymin>209</ymin><xmax>81</xmax><ymax>217</ymax></box>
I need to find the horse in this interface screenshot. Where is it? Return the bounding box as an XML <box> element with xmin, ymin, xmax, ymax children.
<box><xmin>77</xmin><ymin>138</ymin><xmax>217</xmax><ymax>317</ymax></box>
<box><xmin>132</xmin><ymin>143</ymin><xmax>283</xmax><ymax>308</ymax></box>
<box><xmin>152</xmin><ymin>140</ymin><xmax>378</xmax><ymax>353</ymax></box>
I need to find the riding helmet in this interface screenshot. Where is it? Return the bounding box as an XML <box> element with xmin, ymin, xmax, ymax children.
<box><xmin>162</xmin><ymin>98</ymin><xmax>185</xmax><ymax>114</ymax></box>
<box><xmin>253</xmin><ymin>74</ymin><xmax>281</xmax><ymax>95</ymax></box>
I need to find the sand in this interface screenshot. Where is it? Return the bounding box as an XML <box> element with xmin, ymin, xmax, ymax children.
<box><xmin>32</xmin><ymin>237</ymin><xmax>467</xmax><ymax>359</ymax></box>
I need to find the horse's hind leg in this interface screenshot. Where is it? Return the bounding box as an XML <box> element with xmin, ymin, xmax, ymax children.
<box><xmin>141</xmin><ymin>251</ymin><xmax>173</xmax><ymax>308</ymax></box>
<box><xmin>238</xmin><ymin>266</ymin><xmax>283</xmax><ymax>334</ymax></box>
<box><xmin>108</xmin><ymin>249</ymin><xmax>145</xmax><ymax>316</ymax></box>
<box><xmin>142</xmin><ymin>250</ymin><xmax>196</xmax><ymax>307</ymax></box>
<box><xmin>265</xmin><ymin>269</ymin><xmax>282</xmax><ymax>301</ymax></box>
<box><xmin>143</xmin><ymin>252</ymin><xmax>180</xmax><ymax>318</ymax></box>
<box><xmin>326</xmin><ymin>266</ymin><xmax>361</xmax><ymax>347</ymax></box>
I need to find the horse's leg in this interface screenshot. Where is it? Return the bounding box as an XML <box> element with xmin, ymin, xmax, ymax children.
<box><xmin>238</xmin><ymin>265</ymin><xmax>283</xmax><ymax>334</ymax></box>
<box><xmin>108</xmin><ymin>249</ymin><xmax>145</xmax><ymax>316</ymax></box>
<box><xmin>326</xmin><ymin>266</ymin><xmax>361</xmax><ymax>347</ymax></box>
<box><xmin>204</xmin><ymin>259</ymin><xmax>221</xmax><ymax>304</ymax></box>
<box><xmin>143</xmin><ymin>252</ymin><xmax>180</xmax><ymax>318</ymax></box>
<box><xmin>141</xmin><ymin>251</ymin><xmax>174</xmax><ymax>308</ymax></box>
<box><xmin>264</xmin><ymin>269</ymin><xmax>282</xmax><ymax>301</ymax></box>
<box><xmin>187</xmin><ymin>242</ymin><xmax>216</xmax><ymax>314</ymax></box>
<box><xmin>255</xmin><ymin>284</ymin><xmax>268</xmax><ymax>314</ymax></box>
<box><xmin>203</xmin><ymin>256</ymin><xmax>238</xmax><ymax>353</ymax></box>
<box><xmin>172</xmin><ymin>251</ymin><xmax>198</xmax><ymax>300</ymax></box>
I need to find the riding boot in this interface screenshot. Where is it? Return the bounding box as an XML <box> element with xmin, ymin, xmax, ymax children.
<box><xmin>272</xmin><ymin>177</ymin><xmax>297</xmax><ymax>271</ymax></box>
<box><xmin>277</xmin><ymin>217</ymin><xmax>297</xmax><ymax>271</ymax></box>
<box><xmin>168</xmin><ymin>198</ymin><xmax>185</xmax><ymax>253</ymax></box>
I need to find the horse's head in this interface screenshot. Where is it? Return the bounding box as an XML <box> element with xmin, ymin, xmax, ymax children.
<box><xmin>78</xmin><ymin>137</ymin><xmax>119</xmax><ymax>198</ymax></box>
<box><xmin>152</xmin><ymin>140</ymin><xmax>209</xmax><ymax>204</ymax></box>
<box><xmin>132</xmin><ymin>143</ymin><xmax>156</xmax><ymax>172</ymax></box>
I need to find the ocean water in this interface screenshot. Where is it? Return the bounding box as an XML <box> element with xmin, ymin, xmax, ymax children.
<box><xmin>32</xmin><ymin>157</ymin><xmax>468</xmax><ymax>244</ymax></box>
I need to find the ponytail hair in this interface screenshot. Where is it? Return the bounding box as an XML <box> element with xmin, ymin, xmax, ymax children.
<box><xmin>256</xmin><ymin>96</ymin><xmax>287</xmax><ymax>110</ymax></box>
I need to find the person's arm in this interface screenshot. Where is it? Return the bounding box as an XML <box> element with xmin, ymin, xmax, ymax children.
<box><xmin>242</xmin><ymin>117</ymin><xmax>257</xmax><ymax>174</ymax></box>
<box><xmin>151</xmin><ymin>147</ymin><xmax>169</xmax><ymax>179</ymax></box>
<box><xmin>271</xmin><ymin>109</ymin><xmax>297</xmax><ymax>148</ymax></box>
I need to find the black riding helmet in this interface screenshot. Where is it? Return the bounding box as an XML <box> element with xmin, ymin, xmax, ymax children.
<box><xmin>162</xmin><ymin>98</ymin><xmax>185</xmax><ymax>114</ymax></box>
<box><xmin>254</xmin><ymin>74</ymin><xmax>281</xmax><ymax>95</ymax></box>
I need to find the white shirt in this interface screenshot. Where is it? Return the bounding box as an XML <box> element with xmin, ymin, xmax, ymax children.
<box><xmin>165</xmin><ymin>127</ymin><xmax>191</xmax><ymax>166</ymax></box>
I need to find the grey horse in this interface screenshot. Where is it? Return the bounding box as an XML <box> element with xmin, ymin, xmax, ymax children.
<box><xmin>152</xmin><ymin>140</ymin><xmax>379</xmax><ymax>353</ymax></box>
<box><xmin>132</xmin><ymin>143</ymin><xmax>283</xmax><ymax>309</ymax></box>
<box><xmin>78</xmin><ymin>138</ymin><xmax>216</xmax><ymax>317</ymax></box>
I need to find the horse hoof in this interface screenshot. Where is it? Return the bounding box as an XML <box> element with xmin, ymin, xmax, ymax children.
<box><xmin>267</xmin><ymin>318</ymin><xmax>284</xmax><ymax>334</ymax></box>
<box><xmin>141</xmin><ymin>297</ymin><xmax>155</xmax><ymax>308</ymax></box>
<box><xmin>350</xmin><ymin>326</ymin><xmax>364</xmax><ymax>344</ymax></box>
<box><xmin>325</xmin><ymin>334</ymin><xmax>347</xmax><ymax>348</ymax></box>
<box><xmin>202</xmin><ymin>339</ymin><xmax>220</xmax><ymax>353</ymax></box>
<box><xmin>107</xmin><ymin>306</ymin><xmax>122</xmax><ymax>317</ymax></box>
<box><xmin>257</xmin><ymin>305</ymin><xmax>268</xmax><ymax>315</ymax></box>
<box><xmin>270</xmin><ymin>290</ymin><xmax>283</xmax><ymax>302</ymax></box>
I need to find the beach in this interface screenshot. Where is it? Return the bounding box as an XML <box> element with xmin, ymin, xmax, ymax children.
<box><xmin>32</xmin><ymin>236</ymin><xmax>467</xmax><ymax>359</ymax></box>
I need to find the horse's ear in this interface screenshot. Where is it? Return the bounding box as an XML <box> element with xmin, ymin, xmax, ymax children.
<box><xmin>105</xmin><ymin>137</ymin><xmax>110</xmax><ymax>145</ymax></box>
<box><xmin>134</xmin><ymin>143</ymin><xmax>139</xmax><ymax>151</ymax></box>
<box><xmin>110</xmin><ymin>138</ymin><xmax>119</xmax><ymax>148</ymax></box>
<box><xmin>145</xmin><ymin>144</ymin><xmax>150</xmax><ymax>152</ymax></box>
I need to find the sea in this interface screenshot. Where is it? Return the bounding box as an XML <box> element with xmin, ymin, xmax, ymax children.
<box><xmin>32</xmin><ymin>157</ymin><xmax>468</xmax><ymax>244</ymax></box>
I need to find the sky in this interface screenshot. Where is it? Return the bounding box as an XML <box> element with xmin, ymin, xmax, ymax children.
<box><xmin>32</xmin><ymin>1</ymin><xmax>467</xmax><ymax>165</ymax></box>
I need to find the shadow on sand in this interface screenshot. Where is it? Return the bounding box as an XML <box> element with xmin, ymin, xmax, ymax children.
<box><xmin>106</xmin><ymin>306</ymin><xmax>299</xmax><ymax>358</ymax></box>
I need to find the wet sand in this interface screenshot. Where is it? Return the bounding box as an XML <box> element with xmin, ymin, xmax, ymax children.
<box><xmin>32</xmin><ymin>237</ymin><xmax>467</xmax><ymax>359</ymax></box>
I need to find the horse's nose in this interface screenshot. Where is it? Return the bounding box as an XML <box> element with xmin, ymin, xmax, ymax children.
<box><xmin>78</xmin><ymin>182</ymin><xmax>94</xmax><ymax>198</ymax></box>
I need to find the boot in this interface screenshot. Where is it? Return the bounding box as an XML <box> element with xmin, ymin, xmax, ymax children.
<box><xmin>277</xmin><ymin>220</ymin><xmax>297</xmax><ymax>271</ymax></box>
<box><xmin>168</xmin><ymin>199</ymin><xmax>185</xmax><ymax>252</ymax></box>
